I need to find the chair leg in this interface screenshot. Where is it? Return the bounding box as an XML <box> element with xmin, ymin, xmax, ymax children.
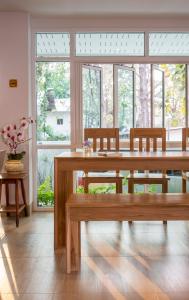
<box><xmin>162</xmin><ymin>181</ymin><xmax>167</xmax><ymax>224</ymax></box>
<box><xmin>128</xmin><ymin>180</ymin><xmax>134</xmax><ymax>194</ymax></box>
<box><xmin>162</xmin><ymin>181</ymin><xmax>168</xmax><ymax>193</ymax></box>
<box><xmin>116</xmin><ymin>179</ymin><xmax>122</xmax><ymax>193</ymax></box>
<box><xmin>128</xmin><ymin>180</ymin><xmax>134</xmax><ymax>224</ymax></box>
<box><xmin>182</xmin><ymin>178</ymin><xmax>187</xmax><ymax>193</ymax></box>
<box><xmin>84</xmin><ymin>180</ymin><xmax>89</xmax><ymax>193</ymax></box>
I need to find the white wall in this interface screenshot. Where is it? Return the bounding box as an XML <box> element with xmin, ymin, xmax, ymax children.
<box><xmin>0</xmin><ymin>12</ymin><xmax>32</xmax><ymax>205</ymax></box>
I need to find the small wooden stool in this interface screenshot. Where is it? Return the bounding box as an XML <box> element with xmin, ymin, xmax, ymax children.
<box><xmin>0</xmin><ymin>172</ymin><xmax>28</xmax><ymax>227</ymax></box>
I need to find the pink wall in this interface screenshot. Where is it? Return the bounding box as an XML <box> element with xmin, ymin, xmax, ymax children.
<box><xmin>0</xmin><ymin>12</ymin><xmax>30</xmax><ymax>126</ymax></box>
<box><xmin>0</xmin><ymin>12</ymin><xmax>31</xmax><ymax>205</ymax></box>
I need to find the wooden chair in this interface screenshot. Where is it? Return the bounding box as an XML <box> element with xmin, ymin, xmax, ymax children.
<box><xmin>127</xmin><ymin>128</ymin><xmax>169</xmax><ymax>224</ymax></box>
<box><xmin>82</xmin><ymin>128</ymin><xmax>124</xmax><ymax>193</ymax></box>
<box><xmin>182</xmin><ymin>128</ymin><xmax>189</xmax><ymax>192</ymax></box>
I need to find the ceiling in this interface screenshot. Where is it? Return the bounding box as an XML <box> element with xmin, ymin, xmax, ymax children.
<box><xmin>0</xmin><ymin>0</ymin><xmax>189</xmax><ymax>16</ymax></box>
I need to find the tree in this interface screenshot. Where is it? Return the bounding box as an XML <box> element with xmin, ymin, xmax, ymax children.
<box><xmin>160</xmin><ymin>64</ymin><xmax>185</xmax><ymax>134</ymax></box>
<box><xmin>136</xmin><ymin>64</ymin><xmax>151</xmax><ymax>128</ymax></box>
<box><xmin>36</xmin><ymin>62</ymin><xmax>70</xmax><ymax>141</ymax></box>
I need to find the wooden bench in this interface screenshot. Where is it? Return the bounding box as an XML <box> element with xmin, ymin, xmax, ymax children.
<box><xmin>66</xmin><ymin>193</ymin><xmax>189</xmax><ymax>273</ymax></box>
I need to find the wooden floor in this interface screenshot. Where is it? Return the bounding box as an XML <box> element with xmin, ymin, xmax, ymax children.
<box><xmin>1</xmin><ymin>214</ymin><xmax>189</xmax><ymax>299</ymax></box>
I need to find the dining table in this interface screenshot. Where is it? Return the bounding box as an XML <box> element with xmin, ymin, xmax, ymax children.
<box><xmin>54</xmin><ymin>150</ymin><xmax>189</xmax><ymax>250</ymax></box>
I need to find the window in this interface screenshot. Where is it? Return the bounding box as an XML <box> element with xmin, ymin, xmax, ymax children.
<box><xmin>81</xmin><ymin>63</ymin><xmax>186</xmax><ymax>141</ymax></box>
<box><xmin>36</xmin><ymin>62</ymin><xmax>70</xmax><ymax>144</ymax></box>
<box><xmin>82</xmin><ymin>65</ymin><xmax>102</xmax><ymax>128</ymax></box>
<box><xmin>36</xmin><ymin>33</ymin><xmax>70</xmax><ymax>57</ymax></box>
<box><xmin>37</xmin><ymin>149</ymin><xmax>70</xmax><ymax>207</ymax></box>
<box><xmin>149</xmin><ymin>33</ymin><xmax>189</xmax><ymax>56</ymax></box>
<box><xmin>152</xmin><ymin>66</ymin><xmax>164</xmax><ymax>127</ymax></box>
<box><xmin>114</xmin><ymin>65</ymin><xmax>135</xmax><ymax>138</ymax></box>
<box><xmin>135</xmin><ymin>64</ymin><xmax>151</xmax><ymax>128</ymax></box>
<box><xmin>76</xmin><ymin>32</ymin><xmax>144</xmax><ymax>56</ymax></box>
<box><xmin>57</xmin><ymin>118</ymin><xmax>63</xmax><ymax>125</ymax></box>
<box><xmin>34</xmin><ymin>31</ymin><xmax>189</xmax><ymax>209</ymax></box>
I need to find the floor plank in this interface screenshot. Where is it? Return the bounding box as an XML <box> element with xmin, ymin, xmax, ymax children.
<box><xmin>1</xmin><ymin>213</ymin><xmax>189</xmax><ymax>299</ymax></box>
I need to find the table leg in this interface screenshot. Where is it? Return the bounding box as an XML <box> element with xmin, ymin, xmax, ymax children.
<box><xmin>20</xmin><ymin>179</ymin><xmax>28</xmax><ymax>216</ymax></box>
<box><xmin>54</xmin><ymin>159</ymin><xmax>73</xmax><ymax>249</ymax></box>
<box><xmin>15</xmin><ymin>180</ymin><xmax>19</xmax><ymax>227</ymax></box>
<box><xmin>5</xmin><ymin>182</ymin><xmax>10</xmax><ymax>217</ymax></box>
<box><xmin>0</xmin><ymin>180</ymin><xmax>2</xmax><ymax>207</ymax></box>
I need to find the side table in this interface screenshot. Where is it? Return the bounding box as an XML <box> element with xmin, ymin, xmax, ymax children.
<box><xmin>0</xmin><ymin>172</ymin><xmax>28</xmax><ymax>227</ymax></box>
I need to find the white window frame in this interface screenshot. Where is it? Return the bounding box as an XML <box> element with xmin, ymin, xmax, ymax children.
<box><xmin>31</xmin><ymin>25</ymin><xmax>189</xmax><ymax>210</ymax></box>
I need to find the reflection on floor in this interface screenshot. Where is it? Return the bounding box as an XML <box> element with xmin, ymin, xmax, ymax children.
<box><xmin>1</xmin><ymin>213</ymin><xmax>189</xmax><ymax>299</ymax></box>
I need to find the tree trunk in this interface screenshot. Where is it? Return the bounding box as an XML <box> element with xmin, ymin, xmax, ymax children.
<box><xmin>137</xmin><ymin>65</ymin><xmax>150</xmax><ymax>127</ymax></box>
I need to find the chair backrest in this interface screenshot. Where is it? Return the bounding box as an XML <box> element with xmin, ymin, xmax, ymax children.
<box><xmin>182</xmin><ymin>128</ymin><xmax>189</xmax><ymax>150</ymax></box>
<box><xmin>130</xmin><ymin>128</ymin><xmax>166</xmax><ymax>152</ymax></box>
<box><xmin>84</xmin><ymin>128</ymin><xmax>119</xmax><ymax>152</ymax></box>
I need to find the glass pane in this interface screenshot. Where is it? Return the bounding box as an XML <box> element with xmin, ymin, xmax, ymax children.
<box><xmin>76</xmin><ymin>33</ymin><xmax>144</xmax><ymax>56</ymax></box>
<box><xmin>153</xmin><ymin>68</ymin><xmax>163</xmax><ymax>127</ymax></box>
<box><xmin>149</xmin><ymin>33</ymin><xmax>189</xmax><ymax>56</ymax></box>
<box><xmin>160</xmin><ymin>64</ymin><xmax>186</xmax><ymax>141</ymax></box>
<box><xmin>36</xmin><ymin>62</ymin><xmax>70</xmax><ymax>144</ymax></box>
<box><xmin>36</xmin><ymin>33</ymin><xmax>70</xmax><ymax>57</ymax></box>
<box><xmin>82</xmin><ymin>66</ymin><xmax>101</xmax><ymax>128</ymax></box>
<box><xmin>37</xmin><ymin>149</ymin><xmax>69</xmax><ymax>207</ymax></box>
<box><xmin>135</xmin><ymin>64</ymin><xmax>151</xmax><ymax>128</ymax></box>
<box><xmin>117</xmin><ymin>68</ymin><xmax>134</xmax><ymax>139</ymax></box>
<box><xmin>101</xmin><ymin>65</ymin><xmax>113</xmax><ymax>128</ymax></box>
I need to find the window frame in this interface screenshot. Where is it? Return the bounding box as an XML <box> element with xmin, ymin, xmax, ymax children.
<box><xmin>32</xmin><ymin>28</ymin><xmax>189</xmax><ymax>210</ymax></box>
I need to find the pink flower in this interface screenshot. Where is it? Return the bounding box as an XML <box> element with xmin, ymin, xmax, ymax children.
<box><xmin>4</xmin><ymin>124</ymin><xmax>13</xmax><ymax>132</ymax></box>
<box><xmin>1</xmin><ymin>117</ymin><xmax>34</xmax><ymax>154</ymax></box>
<box><xmin>83</xmin><ymin>140</ymin><xmax>92</xmax><ymax>147</ymax></box>
<box><xmin>20</xmin><ymin>119</ymin><xmax>28</xmax><ymax>129</ymax></box>
<box><xmin>2</xmin><ymin>131</ymin><xmax>10</xmax><ymax>139</ymax></box>
<box><xmin>17</xmin><ymin>132</ymin><xmax>24</xmax><ymax>142</ymax></box>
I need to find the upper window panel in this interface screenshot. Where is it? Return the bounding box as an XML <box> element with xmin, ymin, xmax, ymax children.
<box><xmin>149</xmin><ymin>33</ymin><xmax>189</xmax><ymax>56</ymax></box>
<box><xmin>76</xmin><ymin>33</ymin><xmax>144</xmax><ymax>56</ymax></box>
<box><xmin>36</xmin><ymin>33</ymin><xmax>70</xmax><ymax>57</ymax></box>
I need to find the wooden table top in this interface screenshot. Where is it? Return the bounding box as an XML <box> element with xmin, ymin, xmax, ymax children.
<box><xmin>55</xmin><ymin>150</ymin><xmax>189</xmax><ymax>160</ymax></box>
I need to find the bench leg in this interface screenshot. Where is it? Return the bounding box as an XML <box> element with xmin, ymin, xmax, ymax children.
<box><xmin>66</xmin><ymin>210</ymin><xmax>81</xmax><ymax>273</ymax></box>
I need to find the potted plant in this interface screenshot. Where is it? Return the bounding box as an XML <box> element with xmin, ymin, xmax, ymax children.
<box><xmin>0</xmin><ymin>117</ymin><xmax>34</xmax><ymax>172</ymax></box>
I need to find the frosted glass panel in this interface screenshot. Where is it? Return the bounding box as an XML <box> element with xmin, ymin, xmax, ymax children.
<box><xmin>76</xmin><ymin>33</ymin><xmax>144</xmax><ymax>56</ymax></box>
<box><xmin>36</xmin><ymin>33</ymin><xmax>70</xmax><ymax>57</ymax></box>
<box><xmin>149</xmin><ymin>33</ymin><xmax>189</xmax><ymax>56</ymax></box>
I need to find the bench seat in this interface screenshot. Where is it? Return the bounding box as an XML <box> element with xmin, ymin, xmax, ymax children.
<box><xmin>66</xmin><ymin>193</ymin><xmax>189</xmax><ymax>273</ymax></box>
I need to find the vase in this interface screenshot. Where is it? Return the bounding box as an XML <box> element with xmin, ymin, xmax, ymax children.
<box><xmin>5</xmin><ymin>160</ymin><xmax>24</xmax><ymax>173</ymax></box>
<box><xmin>83</xmin><ymin>146</ymin><xmax>92</xmax><ymax>153</ymax></box>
